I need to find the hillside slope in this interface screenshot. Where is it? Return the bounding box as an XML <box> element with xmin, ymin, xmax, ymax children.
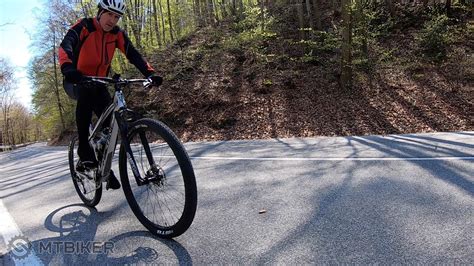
<box><xmin>128</xmin><ymin>7</ymin><xmax>473</xmax><ymax>142</ymax></box>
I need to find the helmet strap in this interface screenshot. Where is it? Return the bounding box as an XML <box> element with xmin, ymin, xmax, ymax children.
<box><xmin>97</xmin><ymin>8</ymin><xmax>106</xmax><ymax>21</ymax></box>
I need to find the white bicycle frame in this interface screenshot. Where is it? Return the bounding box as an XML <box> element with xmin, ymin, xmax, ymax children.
<box><xmin>85</xmin><ymin>77</ymin><xmax>151</xmax><ymax>183</ymax></box>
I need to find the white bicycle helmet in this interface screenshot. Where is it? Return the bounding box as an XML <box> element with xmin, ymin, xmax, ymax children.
<box><xmin>98</xmin><ymin>0</ymin><xmax>126</xmax><ymax>16</ymax></box>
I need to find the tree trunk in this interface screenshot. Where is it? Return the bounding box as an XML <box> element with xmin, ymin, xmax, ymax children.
<box><xmin>213</xmin><ymin>0</ymin><xmax>220</xmax><ymax>24</ymax></box>
<box><xmin>158</xmin><ymin>0</ymin><xmax>167</xmax><ymax>44</ymax></box>
<box><xmin>147</xmin><ymin>0</ymin><xmax>154</xmax><ymax>47</ymax></box>
<box><xmin>445</xmin><ymin>0</ymin><xmax>452</xmax><ymax>17</ymax></box>
<box><xmin>152</xmin><ymin>0</ymin><xmax>163</xmax><ymax>46</ymax></box>
<box><xmin>8</xmin><ymin>118</ymin><xmax>15</xmax><ymax>145</ymax></box>
<box><xmin>166</xmin><ymin>0</ymin><xmax>175</xmax><ymax>42</ymax></box>
<box><xmin>385</xmin><ymin>0</ymin><xmax>395</xmax><ymax>17</ymax></box>
<box><xmin>2</xmin><ymin>108</ymin><xmax>9</xmax><ymax>146</ymax></box>
<box><xmin>332</xmin><ymin>0</ymin><xmax>339</xmax><ymax>15</ymax></box>
<box><xmin>312</xmin><ymin>0</ymin><xmax>322</xmax><ymax>30</ymax></box>
<box><xmin>193</xmin><ymin>0</ymin><xmax>202</xmax><ymax>27</ymax></box>
<box><xmin>295</xmin><ymin>1</ymin><xmax>306</xmax><ymax>39</ymax></box>
<box><xmin>238</xmin><ymin>0</ymin><xmax>244</xmax><ymax>19</ymax></box>
<box><xmin>52</xmin><ymin>30</ymin><xmax>65</xmax><ymax>131</ymax></box>
<box><xmin>231</xmin><ymin>0</ymin><xmax>237</xmax><ymax>16</ymax></box>
<box><xmin>221</xmin><ymin>0</ymin><xmax>228</xmax><ymax>18</ymax></box>
<box><xmin>126</xmin><ymin>0</ymin><xmax>143</xmax><ymax>50</ymax></box>
<box><xmin>355</xmin><ymin>0</ymin><xmax>368</xmax><ymax>60</ymax></box>
<box><xmin>207</xmin><ymin>0</ymin><xmax>216</xmax><ymax>26</ymax></box>
<box><xmin>176</xmin><ymin>0</ymin><xmax>182</xmax><ymax>37</ymax></box>
<box><xmin>306</xmin><ymin>0</ymin><xmax>314</xmax><ymax>30</ymax></box>
<box><xmin>80</xmin><ymin>0</ymin><xmax>90</xmax><ymax>17</ymax></box>
<box><xmin>340</xmin><ymin>0</ymin><xmax>352</xmax><ymax>90</ymax></box>
<box><xmin>200</xmin><ymin>0</ymin><xmax>208</xmax><ymax>26</ymax></box>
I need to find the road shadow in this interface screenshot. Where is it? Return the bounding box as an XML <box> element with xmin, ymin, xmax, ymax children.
<box><xmin>95</xmin><ymin>231</ymin><xmax>192</xmax><ymax>265</ymax></box>
<box><xmin>250</xmin><ymin>133</ymin><xmax>473</xmax><ymax>263</ymax></box>
<box><xmin>188</xmin><ymin>132</ymin><xmax>472</xmax><ymax>263</ymax></box>
<box><xmin>349</xmin><ymin>134</ymin><xmax>473</xmax><ymax>195</ymax></box>
<box><xmin>3</xmin><ymin>204</ymin><xmax>192</xmax><ymax>265</ymax></box>
<box><xmin>0</xmin><ymin>146</ymin><xmax>70</xmax><ymax>199</ymax></box>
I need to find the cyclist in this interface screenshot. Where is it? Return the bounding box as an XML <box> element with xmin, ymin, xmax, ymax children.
<box><xmin>59</xmin><ymin>0</ymin><xmax>163</xmax><ymax>189</ymax></box>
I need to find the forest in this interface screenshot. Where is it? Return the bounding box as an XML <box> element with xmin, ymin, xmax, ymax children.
<box><xmin>0</xmin><ymin>0</ymin><xmax>472</xmax><ymax>146</ymax></box>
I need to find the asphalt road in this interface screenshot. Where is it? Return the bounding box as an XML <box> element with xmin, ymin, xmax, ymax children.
<box><xmin>0</xmin><ymin>132</ymin><xmax>473</xmax><ymax>265</ymax></box>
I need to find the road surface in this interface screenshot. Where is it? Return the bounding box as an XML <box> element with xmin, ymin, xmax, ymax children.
<box><xmin>0</xmin><ymin>132</ymin><xmax>473</xmax><ymax>264</ymax></box>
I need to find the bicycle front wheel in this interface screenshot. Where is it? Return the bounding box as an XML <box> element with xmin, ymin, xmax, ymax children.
<box><xmin>68</xmin><ymin>135</ymin><xmax>102</xmax><ymax>207</ymax></box>
<box><xmin>119</xmin><ymin>118</ymin><xmax>197</xmax><ymax>238</ymax></box>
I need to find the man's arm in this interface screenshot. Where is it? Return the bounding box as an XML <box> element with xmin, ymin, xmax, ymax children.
<box><xmin>117</xmin><ymin>30</ymin><xmax>155</xmax><ymax>77</ymax></box>
<box><xmin>58</xmin><ymin>19</ymin><xmax>85</xmax><ymax>74</ymax></box>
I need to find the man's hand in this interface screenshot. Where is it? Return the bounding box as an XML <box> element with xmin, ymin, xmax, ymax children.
<box><xmin>64</xmin><ymin>69</ymin><xmax>84</xmax><ymax>84</ymax></box>
<box><xmin>148</xmin><ymin>75</ymin><xmax>163</xmax><ymax>87</ymax></box>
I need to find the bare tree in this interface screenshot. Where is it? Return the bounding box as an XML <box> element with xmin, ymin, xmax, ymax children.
<box><xmin>0</xmin><ymin>57</ymin><xmax>16</xmax><ymax>147</ymax></box>
<box><xmin>340</xmin><ymin>0</ymin><xmax>353</xmax><ymax>90</ymax></box>
<box><xmin>294</xmin><ymin>0</ymin><xmax>306</xmax><ymax>39</ymax></box>
<box><xmin>306</xmin><ymin>0</ymin><xmax>314</xmax><ymax>30</ymax></box>
<box><xmin>0</xmin><ymin>58</ymin><xmax>15</xmax><ymax>96</ymax></box>
<box><xmin>445</xmin><ymin>0</ymin><xmax>452</xmax><ymax>16</ymax></box>
<box><xmin>49</xmin><ymin>17</ymin><xmax>66</xmax><ymax>131</ymax></box>
<box><xmin>126</xmin><ymin>0</ymin><xmax>144</xmax><ymax>49</ymax></box>
<box><xmin>312</xmin><ymin>0</ymin><xmax>322</xmax><ymax>31</ymax></box>
<box><xmin>152</xmin><ymin>0</ymin><xmax>163</xmax><ymax>46</ymax></box>
<box><xmin>167</xmin><ymin>0</ymin><xmax>175</xmax><ymax>41</ymax></box>
<box><xmin>385</xmin><ymin>0</ymin><xmax>395</xmax><ymax>17</ymax></box>
<box><xmin>29</xmin><ymin>0</ymin><xmax>78</xmax><ymax>137</ymax></box>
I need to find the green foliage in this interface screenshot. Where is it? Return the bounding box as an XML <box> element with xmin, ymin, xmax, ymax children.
<box><xmin>417</xmin><ymin>14</ymin><xmax>451</xmax><ymax>62</ymax></box>
<box><xmin>365</xmin><ymin>9</ymin><xmax>395</xmax><ymax>39</ymax></box>
<box><xmin>235</xmin><ymin>7</ymin><xmax>274</xmax><ymax>33</ymax></box>
<box><xmin>287</xmin><ymin>31</ymin><xmax>340</xmax><ymax>65</ymax></box>
<box><xmin>300</xmin><ymin>50</ymin><xmax>320</xmax><ymax>65</ymax></box>
<box><xmin>224</xmin><ymin>7</ymin><xmax>277</xmax><ymax>51</ymax></box>
<box><xmin>30</xmin><ymin>57</ymin><xmax>76</xmax><ymax>137</ymax></box>
<box><xmin>262</xmin><ymin>79</ymin><xmax>273</xmax><ymax>86</ymax></box>
<box><xmin>310</xmin><ymin>31</ymin><xmax>340</xmax><ymax>53</ymax></box>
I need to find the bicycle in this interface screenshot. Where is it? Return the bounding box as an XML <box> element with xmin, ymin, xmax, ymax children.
<box><xmin>67</xmin><ymin>75</ymin><xmax>197</xmax><ymax>238</ymax></box>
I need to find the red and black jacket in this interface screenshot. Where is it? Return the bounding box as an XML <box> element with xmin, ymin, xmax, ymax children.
<box><xmin>59</xmin><ymin>17</ymin><xmax>154</xmax><ymax>77</ymax></box>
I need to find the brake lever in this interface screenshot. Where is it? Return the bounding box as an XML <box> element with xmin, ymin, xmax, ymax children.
<box><xmin>143</xmin><ymin>78</ymin><xmax>153</xmax><ymax>89</ymax></box>
<box><xmin>89</xmin><ymin>79</ymin><xmax>108</xmax><ymax>85</ymax></box>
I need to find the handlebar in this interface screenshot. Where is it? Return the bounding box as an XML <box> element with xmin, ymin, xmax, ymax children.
<box><xmin>81</xmin><ymin>75</ymin><xmax>154</xmax><ymax>89</ymax></box>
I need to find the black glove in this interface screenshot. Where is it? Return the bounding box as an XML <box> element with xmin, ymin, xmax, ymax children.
<box><xmin>63</xmin><ymin>68</ymin><xmax>84</xmax><ymax>84</ymax></box>
<box><xmin>148</xmin><ymin>75</ymin><xmax>163</xmax><ymax>87</ymax></box>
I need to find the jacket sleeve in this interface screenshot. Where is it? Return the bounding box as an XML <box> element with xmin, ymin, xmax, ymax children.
<box><xmin>117</xmin><ymin>30</ymin><xmax>155</xmax><ymax>77</ymax></box>
<box><xmin>59</xmin><ymin>19</ymin><xmax>84</xmax><ymax>73</ymax></box>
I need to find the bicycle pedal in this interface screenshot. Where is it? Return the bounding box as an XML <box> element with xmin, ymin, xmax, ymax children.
<box><xmin>76</xmin><ymin>170</ymin><xmax>95</xmax><ymax>180</ymax></box>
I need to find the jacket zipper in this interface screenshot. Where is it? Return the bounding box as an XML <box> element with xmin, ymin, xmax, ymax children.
<box><xmin>96</xmin><ymin>32</ymin><xmax>106</xmax><ymax>76</ymax></box>
<box><xmin>105</xmin><ymin>39</ymin><xmax>109</xmax><ymax>65</ymax></box>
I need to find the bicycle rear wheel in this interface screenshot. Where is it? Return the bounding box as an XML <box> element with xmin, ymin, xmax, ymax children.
<box><xmin>119</xmin><ymin>118</ymin><xmax>197</xmax><ymax>238</ymax></box>
<box><xmin>68</xmin><ymin>135</ymin><xmax>102</xmax><ymax>207</ymax></box>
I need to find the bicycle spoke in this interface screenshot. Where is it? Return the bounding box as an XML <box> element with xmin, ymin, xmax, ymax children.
<box><xmin>69</xmin><ymin>136</ymin><xmax>102</xmax><ymax>207</ymax></box>
<box><xmin>126</xmin><ymin>127</ymin><xmax>186</xmax><ymax>228</ymax></box>
<box><xmin>120</xmin><ymin>118</ymin><xmax>196</xmax><ymax>238</ymax></box>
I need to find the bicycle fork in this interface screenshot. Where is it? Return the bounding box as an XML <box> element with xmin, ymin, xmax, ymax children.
<box><xmin>115</xmin><ymin>111</ymin><xmax>159</xmax><ymax>187</ymax></box>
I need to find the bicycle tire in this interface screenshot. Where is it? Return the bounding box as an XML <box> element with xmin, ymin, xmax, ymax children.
<box><xmin>68</xmin><ymin>135</ymin><xmax>102</xmax><ymax>207</ymax></box>
<box><xmin>119</xmin><ymin>118</ymin><xmax>197</xmax><ymax>238</ymax></box>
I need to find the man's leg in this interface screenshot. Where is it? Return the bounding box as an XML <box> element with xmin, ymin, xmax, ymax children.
<box><xmin>76</xmin><ymin>86</ymin><xmax>97</xmax><ymax>167</ymax></box>
<box><xmin>93</xmin><ymin>85</ymin><xmax>120</xmax><ymax>189</ymax></box>
<box><xmin>93</xmin><ymin>85</ymin><xmax>112</xmax><ymax>122</ymax></box>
